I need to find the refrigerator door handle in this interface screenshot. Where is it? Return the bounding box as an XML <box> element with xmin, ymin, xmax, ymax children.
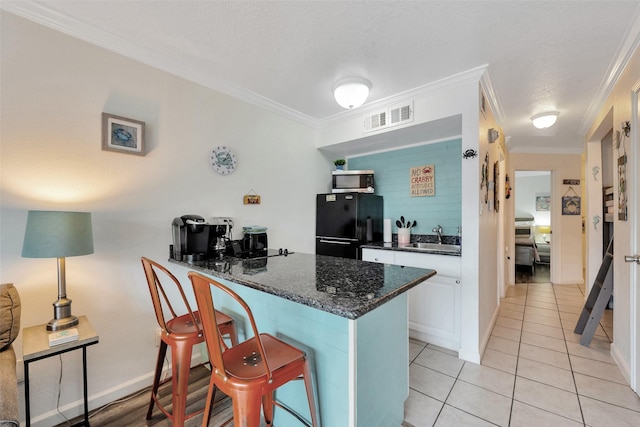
<box><xmin>319</xmin><ymin>239</ymin><xmax>352</xmax><ymax>245</ymax></box>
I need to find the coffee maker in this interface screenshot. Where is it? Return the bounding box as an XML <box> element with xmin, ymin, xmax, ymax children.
<box><xmin>171</xmin><ymin>215</ymin><xmax>213</xmax><ymax>262</ymax></box>
<box><xmin>210</xmin><ymin>218</ymin><xmax>234</xmax><ymax>258</ymax></box>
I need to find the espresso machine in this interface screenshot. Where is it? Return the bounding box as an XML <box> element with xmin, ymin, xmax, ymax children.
<box><xmin>171</xmin><ymin>215</ymin><xmax>213</xmax><ymax>262</ymax></box>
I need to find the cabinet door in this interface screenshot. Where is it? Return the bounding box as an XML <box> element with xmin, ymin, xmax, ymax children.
<box><xmin>409</xmin><ymin>275</ymin><xmax>461</xmax><ymax>351</ymax></box>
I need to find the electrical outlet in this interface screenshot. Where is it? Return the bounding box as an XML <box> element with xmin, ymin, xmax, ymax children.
<box><xmin>155</xmin><ymin>328</ymin><xmax>162</xmax><ymax>347</ymax></box>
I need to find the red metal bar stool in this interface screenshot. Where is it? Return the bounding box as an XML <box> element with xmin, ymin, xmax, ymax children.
<box><xmin>141</xmin><ymin>257</ymin><xmax>238</xmax><ymax>425</ymax></box>
<box><xmin>189</xmin><ymin>271</ymin><xmax>319</xmax><ymax>427</ymax></box>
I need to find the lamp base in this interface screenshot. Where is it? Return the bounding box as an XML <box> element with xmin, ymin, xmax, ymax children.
<box><xmin>47</xmin><ymin>296</ymin><xmax>78</xmax><ymax>331</ymax></box>
<box><xmin>47</xmin><ymin>315</ymin><xmax>78</xmax><ymax>331</ymax></box>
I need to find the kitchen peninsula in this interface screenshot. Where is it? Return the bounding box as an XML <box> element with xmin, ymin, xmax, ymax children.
<box><xmin>169</xmin><ymin>250</ymin><xmax>435</xmax><ymax>427</ymax></box>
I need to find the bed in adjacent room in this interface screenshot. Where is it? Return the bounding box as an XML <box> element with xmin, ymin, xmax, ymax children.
<box><xmin>514</xmin><ymin>210</ymin><xmax>539</xmax><ymax>272</ymax></box>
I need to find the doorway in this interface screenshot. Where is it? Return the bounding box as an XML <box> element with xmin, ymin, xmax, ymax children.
<box><xmin>514</xmin><ymin>171</ymin><xmax>551</xmax><ymax>283</ymax></box>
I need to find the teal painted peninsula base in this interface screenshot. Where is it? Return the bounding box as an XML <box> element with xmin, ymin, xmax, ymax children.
<box><xmin>190</xmin><ymin>275</ymin><xmax>408</xmax><ymax>426</ymax></box>
<box><xmin>169</xmin><ymin>252</ymin><xmax>433</xmax><ymax>426</ymax></box>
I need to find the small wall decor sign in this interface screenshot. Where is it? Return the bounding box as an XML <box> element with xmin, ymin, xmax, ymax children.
<box><xmin>102</xmin><ymin>113</ymin><xmax>145</xmax><ymax>156</ymax></box>
<box><xmin>243</xmin><ymin>189</ymin><xmax>261</xmax><ymax>205</ymax></box>
<box><xmin>562</xmin><ymin>187</ymin><xmax>581</xmax><ymax>215</ymax></box>
<box><xmin>618</xmin><ymin>154</ymin><xmax>627</xmax><ymax>221</ymax></box>
<box><xmin>563</xmin><ymin>179</ymin><xmax>580</xmax><ymax>185</ymax></box>
<box><xmin>410</xmin><ymin>164</ymin><xmax>435</xmax><ymax>197</ymax></box>
<box><xmin>493</xmin><ymin>161</ymin><xmax>500</xmax><ymax>213</ymax></box>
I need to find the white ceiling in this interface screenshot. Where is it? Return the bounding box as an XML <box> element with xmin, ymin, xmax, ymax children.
<box><xmin>3</xmin><ymin>1</ymin><xmax>640</xmax><ymax>153</ymax></box>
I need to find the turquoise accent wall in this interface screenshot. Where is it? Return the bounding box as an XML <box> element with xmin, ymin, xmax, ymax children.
<box><xmin>348</xmin><ymin>139</ymin><xmax>462</xmax><ymax>237</ymax></box>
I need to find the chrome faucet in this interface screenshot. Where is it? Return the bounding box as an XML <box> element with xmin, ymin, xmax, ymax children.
<box><xmin>432</xmin><ymin>225</ymin><xmax>443</xmax><ymax>244</ymax></box>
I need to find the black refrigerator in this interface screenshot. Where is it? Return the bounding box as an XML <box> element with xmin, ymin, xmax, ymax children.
<box><xmin>316</xmin><ymin>193</ymin><xmax>383</xmax><ymax>259</ymax></box>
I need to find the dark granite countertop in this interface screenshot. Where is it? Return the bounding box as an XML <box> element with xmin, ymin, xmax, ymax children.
<box><xmin>361</xmin><ymin>241</ymin><xmax>462</xmax><ymax>257</ymax></box>
<box><xmin>169</xmin><ymin>250</ymin><xmax>435</xmax><ymax>319</ymax></box>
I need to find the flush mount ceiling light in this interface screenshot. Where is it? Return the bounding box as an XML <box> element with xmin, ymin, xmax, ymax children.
<box><xmin>531</xmin><ymin>111</ymin><xmax>559</xmax><ymax>129</ymax></box>
<box><xmin>332</xmin><ymin>77</ymin><xmax>371</xmax><ymax>109</ymax></box>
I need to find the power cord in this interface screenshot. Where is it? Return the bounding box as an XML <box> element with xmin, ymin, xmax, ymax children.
<box><xmin>89</xmin><ymin>353</ymin><xmax>172</xmax><ymax>421</ymax></box>
<box><xmin>53</xmin><ymin>352</ymin><xmax>172</xmax><ymax>424</ymax></box>
<box><xmin>87</xmin><ymin>386</ymin><xmax>152</xmax><ymax>420</ymax></box>
<box><xmin>56</xmin><ymin>355</ymin><xmax>71</xmax><ymax>426</ymax></box>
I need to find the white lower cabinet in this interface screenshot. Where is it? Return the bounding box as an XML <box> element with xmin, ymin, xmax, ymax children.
<box><xmin>408</xmin><ymin>276</ymin><xmax>461</xmax><ymax>351</ymax></box>
<box><xmin>362</xmin><ymin>248</ymin><xmax>462</xmax><ymax>351</ymax></box>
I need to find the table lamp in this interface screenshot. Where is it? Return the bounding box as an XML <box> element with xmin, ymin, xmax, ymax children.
<box><xmin>22</xmin><ymin>211</ymin><xmax>94</xmax><ymax>331</ymax></box>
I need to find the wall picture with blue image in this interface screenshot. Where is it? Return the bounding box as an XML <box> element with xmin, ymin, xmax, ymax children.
<box><xmin>101</xmin><ymin>112</ymin><xmax>146</xmax><ymax>156</ymax></box>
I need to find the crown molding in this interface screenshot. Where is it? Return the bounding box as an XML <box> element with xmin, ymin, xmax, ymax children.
<box><xmin>1</xmin><ymin>3</ymin><xmax>497</xmax><ymax>132</ymax></box>
<box><xmin>479</xmin><ymin>68</ymin><xmax>506</xmax><ymax>128</ymax></box>
<box><xmin>579</xmin><ymin>4</ymin><xmax>640</xmax><ymax>136</ymax></box>
<box><xmin>1</xmin><ymin>1</ymin><xmax>320</xmax><ymax>128</ymax></box>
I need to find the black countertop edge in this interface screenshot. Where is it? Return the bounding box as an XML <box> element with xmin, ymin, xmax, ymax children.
<box><xmin>168</xmin><ymin>255</ymin><xmax>436</xmax><ymax>320</ymax></box>
<box><xmin>361</xmin><ymin>242</ymin><xmax>462</xmax><ymax>257</ymax></box>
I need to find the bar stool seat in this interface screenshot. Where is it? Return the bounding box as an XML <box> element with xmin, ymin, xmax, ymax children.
<box><xmin>189</xmin><ymin>271</ymin><xmax>319</xmax><ymax>427</ymax></box>
<box><xmin>141</xmin><ymin>257</ymin><xmax>238</xmax><ymax>425</ymax></box>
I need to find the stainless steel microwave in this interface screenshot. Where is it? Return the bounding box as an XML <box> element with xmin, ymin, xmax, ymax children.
<box><xmin>332</xmin><ymin>170</ymin><xmax>374</xmax><ymax>193</ymax></box>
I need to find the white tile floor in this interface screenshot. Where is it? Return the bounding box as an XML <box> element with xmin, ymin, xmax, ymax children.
<box><xmin>403</xmin><ymin>282</ymin><xmax>640</xmax><ymax>426</ymax></box>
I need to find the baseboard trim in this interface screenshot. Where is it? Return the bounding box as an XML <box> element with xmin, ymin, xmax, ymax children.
<box><xmin>480</xmin><ymin>303</ymin><xmax>501</xmax><ymax>357</ymax></box>
<box><xmin>24</xmin><ymin>351</ymin><xmax>207</xmax><ymax>427</ymax></box>
<box><xmin>610</xmin><ymin>342</ymin><xmax>632</xmax><ymax>385</ymax></box>
<box><xmin>458</xmin><ymin>347</ymin><xmax>481</xmax><ymax>364</ymax></box>
<box><xmin>409</xmin><ymin>328</ymin><xmax>459</xmax><ymax>352</ymax></box>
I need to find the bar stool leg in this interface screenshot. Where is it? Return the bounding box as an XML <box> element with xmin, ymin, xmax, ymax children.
<box><xmin>228</xmin><ymin>323</ymin><xmax>239</xmax><ymax>346</ymax></box>
<box><xmin>147</xmin><ymin>340</ymin><xmax>168</xmax><ymax>419</ymax></box>
<box><xmin>234</xmin><ymin>390</ymin><xmax>263</xmax><ymax>427</ymax></box>
<box><xmin>170</xmin><ymin>339</ymin><xmax>195</xmax><ymax>426</ymax></box>
<box><xmin>262</xmin><ymin>391</ymin><xmax>275</xmax><ymax>425</ymax></box>
<box><xmin>303</xmin><ymin>360</ymin><xmax>319</xmax><ymax>427</ymax></box>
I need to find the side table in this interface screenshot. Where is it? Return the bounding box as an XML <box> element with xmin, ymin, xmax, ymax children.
<box><xmin>22</xmin><ymin>315</ymin><xmax>99</xmax><ymax>427</ymax></box>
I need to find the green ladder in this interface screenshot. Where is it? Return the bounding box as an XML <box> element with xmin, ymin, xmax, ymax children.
<box><xmin>574</xmin><ymin>238</ymin><xmax>613</xmax><ymax>346</ymax></box>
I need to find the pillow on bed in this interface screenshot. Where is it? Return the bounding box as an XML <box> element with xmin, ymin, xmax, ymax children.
<box><xmin>0</xmin><ymin>283</ymin><xmax>21</xmax><ymax>352</ymax></box>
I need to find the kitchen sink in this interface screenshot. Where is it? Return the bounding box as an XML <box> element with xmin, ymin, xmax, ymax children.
<box><xmin>404</xmin><ymin>242</ymin><xmax>461</xmax><ymax>253</ymax></box>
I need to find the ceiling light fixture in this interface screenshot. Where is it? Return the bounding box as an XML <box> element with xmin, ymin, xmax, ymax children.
<box><xmin>332</xmin><ymin>77</ymin><xmax>371</xmax><ymax>109</ymax></box>
<box><xmin>531</xmin><ymin>111</ymin><xmax>559</xmax><ymax>129</ymax></box>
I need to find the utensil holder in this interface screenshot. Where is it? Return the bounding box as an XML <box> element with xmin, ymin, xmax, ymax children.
<box><xmin>398</xmin><ymin>228</ymin><xmax>410</xmax><ymax>246</ymax></box>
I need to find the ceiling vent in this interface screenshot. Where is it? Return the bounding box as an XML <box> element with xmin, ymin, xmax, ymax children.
<box><xmin>363</xmin><ymin>109</ymin><xmax>387</xmax><ymax>132</ymax></box>
<box><xmin>363</xmin><ymin>101</ymin><xmax>413</xmax><ymax>133</ymax></box>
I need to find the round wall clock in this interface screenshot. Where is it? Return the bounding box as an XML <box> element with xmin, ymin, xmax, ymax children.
<box><xmin>210</xmin><ymin>146</ymin><xmax>237</xmax><ymax>175</ymax></box>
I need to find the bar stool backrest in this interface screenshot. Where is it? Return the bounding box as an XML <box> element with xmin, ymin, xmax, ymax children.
<box><xmin>141</xmin><ymin>257</ymin><xmax>200</xmax><ymax>335</ymax></box>
<box><xmin>189</xmin><ymin>272</ymin><xmax>274</xmax><ymax>383</ymax></box>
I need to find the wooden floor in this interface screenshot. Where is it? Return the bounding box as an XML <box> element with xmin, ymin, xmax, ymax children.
<box><xmin>55</xmin><ymin>365</ymin><xmax>236</xmax><ymax>427</ymax></box>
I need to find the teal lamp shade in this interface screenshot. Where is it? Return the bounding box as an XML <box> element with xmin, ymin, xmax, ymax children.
<box><xmin>22</xmin><ymin>211</ymin><xmax>94</xmax><ymax>331</ymax></box>
<box><xmin>22</xmin><ymin>211</ymin><xmax>93</xmax><ymax>258</ymax></box>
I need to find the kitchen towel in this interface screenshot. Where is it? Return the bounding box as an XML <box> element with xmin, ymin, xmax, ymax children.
<box><xmin>384</xmin><ymin>219</ymin><xmax>392</xmax><ymax>243</ymax></box>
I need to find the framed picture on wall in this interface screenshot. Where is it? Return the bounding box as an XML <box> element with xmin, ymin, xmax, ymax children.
<box><xmin>102</xmin><ymin>113</ymin><xmax>146</xmax><ymax>156</ymax></box>
<box><xmin>536</xmin><ymin>193</ymin><xmax>550</xmax><ymax>211</ymax></box>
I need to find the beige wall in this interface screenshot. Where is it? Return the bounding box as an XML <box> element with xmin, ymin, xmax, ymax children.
<box><xmin>476</xmin><ymin>87</ymin><xmax>505</xmax><ymax>361</ymax></box>
<box><xmin>1</xmin><ymin>13</ymin><xmax>329</xmax><ymax>425</ymax></box>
